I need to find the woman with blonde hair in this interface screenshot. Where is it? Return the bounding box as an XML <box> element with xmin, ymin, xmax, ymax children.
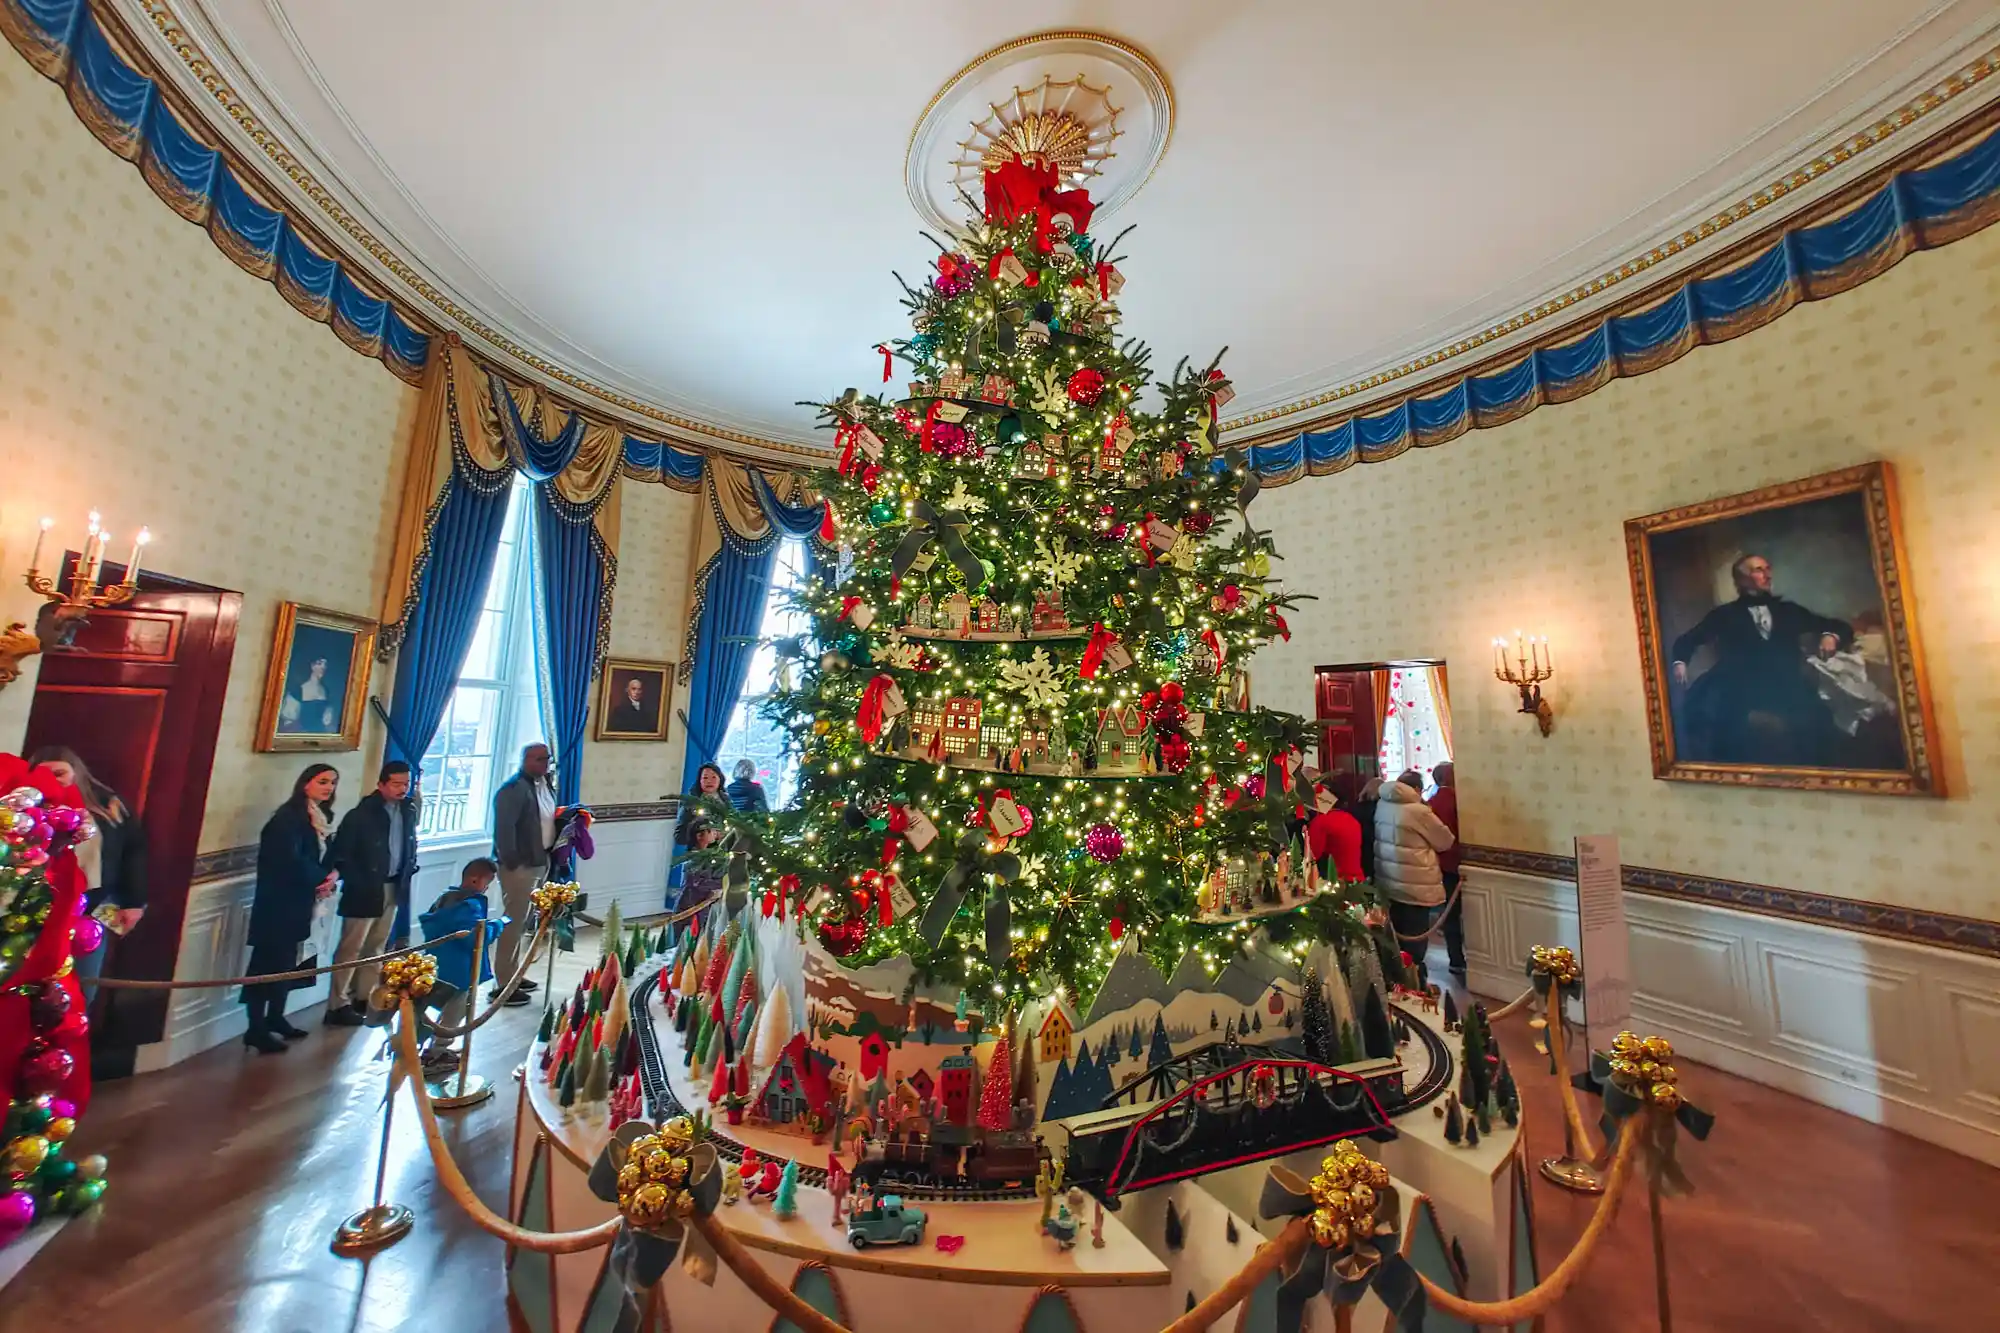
<box><xmin>28</xmin><ymin>746</ymin><xmax>146</xmax><ymax>1004</ymax></box>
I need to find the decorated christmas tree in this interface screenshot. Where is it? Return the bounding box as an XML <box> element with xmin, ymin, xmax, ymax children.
<box><xmin>723</xmin><ymin>145</ymin><xmax>1312</xmax><ymax>1012</ymax></box>
<box><xmin>977</xmin><ymin>1033</ymin><xmax>1016</xmax><ymax>1131</ymax></box>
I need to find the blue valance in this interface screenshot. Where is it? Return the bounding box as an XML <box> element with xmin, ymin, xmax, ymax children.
<box><xmin>1</xmin><ymin>0</ymin><xmax>430</xmax><ymax>383</ymax></box>
<box><xmin>620</xmin><ymin>438</ymin><xmax>708</xmax><ymax>490</ymax></box>
<box><xmin>1245</xmin><ymin>115</ymin><xmax>2000</xmax><ymax>482</ymax></box>
<box><xmin>491</xmin><ymin>371</ymin><xmax>591</xmax><ymax>483</ymax></box>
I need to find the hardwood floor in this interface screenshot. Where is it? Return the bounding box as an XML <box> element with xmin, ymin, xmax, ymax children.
<box><xmin>6</xmin><ymin>956</ymin><xmax>1997</xmax><ymax>1332</ymax></box>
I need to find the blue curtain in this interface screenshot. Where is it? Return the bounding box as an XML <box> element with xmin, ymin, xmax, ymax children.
<box><xmin>385</xmin><ymin>471</ymin><xmax>514</xmax><ymax>772</ymax></box>
<box><xmin>532</xmin><ymin>487</ymin><xmax>608</xmax><ymax>807</ymax></box>
<box><xmin>680</xmin><ymin>541</ymin><xmax>779</xmax><ymax>792</ymax></box>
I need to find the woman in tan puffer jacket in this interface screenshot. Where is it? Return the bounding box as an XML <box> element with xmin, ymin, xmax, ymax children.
<box><xmin>1373</xmin><ymin>773</ymin><xmax>1455</xmax><ymax>968</ymax></box>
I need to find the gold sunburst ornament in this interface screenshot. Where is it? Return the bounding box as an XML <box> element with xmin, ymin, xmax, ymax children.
<box><xmin>980</xmin><ymin>109</ymin><xmax>1095</xmax><ymax>178</ymax></box>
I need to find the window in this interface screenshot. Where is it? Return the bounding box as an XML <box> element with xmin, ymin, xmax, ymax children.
<box><xmin>1378</xmin><ymin>665</ymin><xmax>1452</xmax><ymax>795</ymax></box>
<box><xmin>418</xmin><ymin>476</ymin><xmax>548</xmax><ymax>842</ymax></box>
<box><xmin>715</xmin><ymin>538</ymin><xmax>810</xmax><ymax>808</ymax></box>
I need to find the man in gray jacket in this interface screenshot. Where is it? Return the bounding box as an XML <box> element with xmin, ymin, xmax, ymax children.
<box><xmin>490</xmin><ymin>742</ymin><xmax>555</xmax><ymax>1004</ymax></box>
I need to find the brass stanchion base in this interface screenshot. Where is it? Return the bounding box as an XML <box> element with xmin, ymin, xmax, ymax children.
<box><xmin>332</xmin><ymin>1203</ymin><xmax>415</xmax><ymax>1255</ymax></box>
<box><xmin>429</xmin><ymin>1073</ymin><xmax>494</xmax><ymax>1110</ymax></box>
<box><xmin>1539</xmin><ymin>1155</ymin><xmax>1606</xmax><ymax>1194</ymax></box>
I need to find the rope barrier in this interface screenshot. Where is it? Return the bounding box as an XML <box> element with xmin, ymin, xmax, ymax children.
<box><xmin>391</xmin><ymin>1000</ymin><xmax>623</xmax><ymax>1253</ymax></box>
<box><xmin>1544</xmin><ymin>995</ymin><xmax>1600</xmax><ymax>1162</ymax></box>
<box><xmin>1158</xmin><ymin>1219</ymin><xmax>1311</xmax><ymax>1332</ymax></box>
<box><xmin>1416</xmin><ymin>1121</ymin><xmax>1639</xmax><ymax>1323</ymax></box>
<box><xmin>92</xmin><ymin>931</ymin><xmax>472</xmax><ymax>990</ymax></box>
<box><xmin>1388</xmin><ymin>877</ymin><xmax>1464</xmax><ymax>943</ymax></box>
<box><xmin>1483</xmin><ymin>986</ymin><xmax>1537</xmax><ymax>1023</ymax></box>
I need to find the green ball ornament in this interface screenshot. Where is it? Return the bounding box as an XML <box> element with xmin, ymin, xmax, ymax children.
<box><xmin>64</xmin><ymin>1177</ymin><xmax>105</xmax><ymax>1211</ymax></box>
<box><xmin>868</xmin><ymin>501</ymin><xmax>896</xmax><ymax>526</ymax></box>
<box><xmin>38</xmin><ymin>1155</ymin><xmax>76</xmax><ymax>1187</ymax></box>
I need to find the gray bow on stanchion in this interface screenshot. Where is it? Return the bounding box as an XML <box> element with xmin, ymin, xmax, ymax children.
<box><xmin>1589</xmin><ymin>1034</ymin><xmax>1716</xmax><ymax>1197</ymax></box>
<box><xmin>1258</xmin><ymin>1143</ymin><xmax>1426</xmax><ymax>1332</ymax></box>
<box><xmin>918</xmin><ymin>829</ymin><xmax>1022</xmax><ymax>967</ymax></box>
<box><xmin>890</xmin><ymin>498</ymin><xmax>986</xmax><ymax>589</ymax></box>
<box><xmin>587</xmin><ymin>1118</ymin><xmax>724</xmax><ymax>1329</ymax></box>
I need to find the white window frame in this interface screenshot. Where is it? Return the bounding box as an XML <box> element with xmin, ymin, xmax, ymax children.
<box><xmin>417</xmin><ymin>476</ymin><xmax>546</xmax><ymax>850</ymax></box>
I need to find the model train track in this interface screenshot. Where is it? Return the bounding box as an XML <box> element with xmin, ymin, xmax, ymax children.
<box><xmin>631</xmin><ymin>972</ymin><xmax>1039</xmax><ymax>1203</ymax></box>
<box><xmin>1379</xmin><ymin>1001</ymin><xmax>1454</xmax><ymax>1117</ymax></box>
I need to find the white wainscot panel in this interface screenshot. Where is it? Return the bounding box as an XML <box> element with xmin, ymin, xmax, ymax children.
<box><xmin>1456</xmin><ymin>881</ymin><xmax>1503</xmax><ymax>970</ymax></box>
<box><xmin>1458</xmin><ymin>865</ymin><xmax>2000</xmax><ymax>1168</ymax></box>
<box><xmin>577</xmin><ymin>818</ymin><xmax>672</xmax><ymax>921</ymax></box>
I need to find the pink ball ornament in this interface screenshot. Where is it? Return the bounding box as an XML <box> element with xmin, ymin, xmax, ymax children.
<box><xmin>1</xmin><ymin>787</ymin><xmax>44</xmax><ymax>812</ymax></box>
<box><xmin>17</xmin><ymin>845</ymin><xmax>47</xmax><ymax>869</ymax></box>
<box><xmin>43</xmin><ymin>807</ymin><xmax>85</xmax><ymax>836</ymax></box>
<box><xmin>1084</xmin><ymin>823</ymin><xmax>1125</xmax><ymax>863</ymax></box>
<box><xmin>70</xmin><ymin>917</ymin><xmax>104</xmax><ymax>955</ymax></box>
<box><xmin>0</xmin><ymin>1190</ymin><xmax>35</xmax><ymax>1243</ymax></box>
<box><xmin>19</xmin><ymin>1044</ymin><xmax>74</xmax><ymax>1098</ymax></box>
<box><xmin>47</xmin><ymin>1098</ymin><xmax>77</xmax><ymax>1122</ymax></box>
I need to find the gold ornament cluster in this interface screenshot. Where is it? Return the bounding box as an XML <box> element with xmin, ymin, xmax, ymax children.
<box><xmin>377</xmin><ymin>952</ymin><xmax>436</xmax><ymax>1002</ymax></box>
<box><xmin>1306</xmin><ymin>1141</ymin><xmax>1389</xmax><ymax>1250</ymax></box>
<box><xmin>531</xmin><ymin>880</ymin><xmax>580</xmax><ymax>914</ymax></box>
<box><xmin>1606</xmin><ymin>1032</ymin><xmax>1682</xmax><ymax>1111</ymax></box>
<box><xmin>616</xmin><ymin>1117</ymin><xmax>699</xmax><ymax>1231</ymax></box>
<box><xmin>1528</xmin><ymin>944</ymin><xmax>1580</xmax><ymax>986</ymax></box>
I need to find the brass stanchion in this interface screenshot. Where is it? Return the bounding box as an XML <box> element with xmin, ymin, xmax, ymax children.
<box><xmin>431</xmin><ymin>924</ymin><xmax>493</xmax><ymax>1111</ymax></box>
<box><xmin>333</xmin><ymin>1039</ymin><xmax>416</xmax><ymax>1254</ymax></box>
<box><xmin>1537</xmin><ymin>1000</ymin><xmax>1605</xmax><ymax>1195</ymax></box>
<box><xmin>1649</xmin><ymin>1178</ymin><xmax>1673</xmax><ymax>1331</ymax></box>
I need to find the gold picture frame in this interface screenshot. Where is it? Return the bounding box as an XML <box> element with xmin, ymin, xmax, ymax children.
<box><xmin>255</xmin><ymin>603</ymin><xmax>377</xmax><ymax>753</ymax></box>
<box><xmin>594</xmin><ymin>657</ymin><xmax>674</xmax><ymax>741</ymax></box>
<box><xmin>1624</xmin><ymin>461</ymin><xmax>1940</xmax><ymax>795</ymax></box>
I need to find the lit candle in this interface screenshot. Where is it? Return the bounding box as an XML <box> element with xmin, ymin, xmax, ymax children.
<box><xmin>82</xmin><ymin>513</ymin><xmax>105</xmax><ymax>587</ymax></box>
<box><xmin>125</xmin><ymin>528</ymin><xmax>150</xmax><ymax>585</ymax></box>
<box><xmin>1492</xmin><ymin>637</ymin><xmax>1505</xmax><ymax>678</ymax></box>
<box><xmin>1539</xmin><ymin>637</ymin><xmax>1553</xmax><ymax>677</ymax></box>
<box><xmin>27</xmin><ymin>517</ymin><xmax>51</xmax><ymax>576</ymax></box>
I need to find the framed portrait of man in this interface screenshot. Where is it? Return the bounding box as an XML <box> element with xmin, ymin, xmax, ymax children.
<box><xmin>255</xmin><ymin>603</ymin><xmax>377</xmax><ymax>753</ymax></box>
<box><xmin>1624</xmin><ymin>462</ymin><xmax>1939</xmax><ymax>795</ymax></box>
<box><xmin>595</xmin><ymin>658</ymin><xmax>673</xmax><ymax>741</ymax></box>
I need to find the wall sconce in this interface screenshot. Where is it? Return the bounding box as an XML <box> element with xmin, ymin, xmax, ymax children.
<box><xmin>0</xmin><ymin>513</ymin><xmax>152</xmax><ymax>686</ymax></box>
<box><xmin>1493</xmin><ymin>630</ymin><xmax>1554</xmax><ymax>736</ymax></box>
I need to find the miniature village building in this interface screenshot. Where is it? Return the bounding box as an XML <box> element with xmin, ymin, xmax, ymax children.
<box><xmin>1093</xmin><ymin>705</ymin><xmax>1149</xmax><ymax>775</ymax></box>
<box><xmin>756</xmin><ymin>1033</ymin><xmax>837</xmax><ymax>1125</ymax></box>
<box><xmin>912</xmin><ymin>594</ymin><xmax>934</xmax><ymax>631</ymax></box>
<box><xmin>907</xmin><ymin>1068</ymin><xmax>935</xmax><ymax>1104</ymax></box>
<box><xmin>975</xmin><ymin>597</ymin><xmax>1001</xmax><ymax>633</ymax></box>
<box><xmin>943</xmin><ymin>592</ymin><xmax>973</xmax><ymax>635</ymax></box>
<box><xmin>1030</xmin><ymin>588</ymin><xmax>1068</xmax><ymax>633</ymax></box>
<box><xmin>907</xmin><ymin>699</ymin><xmax>943</xmax><ymax>757</ymax></box>
<box><xmin>942</xmin><ymin>698</ymin><xmax>982</xmax><ymax>757</ymax></box>
<box><xmin>1012</xmin><ymin>437</ymin><xmax>1060</xmax><ymax>480</ymax></box>
<box><xmin>937</xmin><ymin>1051</ymin><xmax>977</xmax><ymax>1126</ymax></box>
<box><xmin>1037</xmin><ymin>1006</ymin><xmax>1074</xmax><ymax>1063</ymax></box>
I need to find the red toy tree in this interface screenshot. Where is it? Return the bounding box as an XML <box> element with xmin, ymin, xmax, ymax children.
<box><xmin>977</xmin><ymin>1034</ymin><xmax>1015</xmax><ymax>1132</ymax></box>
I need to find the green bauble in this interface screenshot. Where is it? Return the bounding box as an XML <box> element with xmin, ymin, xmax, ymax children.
<box><xmin>38</xmin><ymin>1154</ymin><xmax>76</xmax><ymax>1187</ymax></box>
<box><xmin>868</xmin><ymin>501</ymin><xmax>896</xmax><ymax>526</ymax></box>
<box><xmin>63</xmin><ymin>1177</ymin><xmax>105</xmax><ymax>1211</ymax></box>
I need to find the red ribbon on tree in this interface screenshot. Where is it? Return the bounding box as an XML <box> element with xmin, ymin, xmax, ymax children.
<box><xmin>1202</xmin><ymin>627</ymin><xmax>1227</xmax><ymax>668</ymax></box>
<box><xmin>1098</xmin><ymin>262</ymin><xmax>1116</xmax><ymax>299</ymax></box>
<box><xmin>1269</xmin><ymin>609</ymin><xmax>1291</xmax><ymax>641</ymax></box>
<box><xmin>878</xmin><ymin>344</ymin><xmax>894</xmax><ymax>383</ymax></box>
<box><xmin>881</xmin><ymin>804</ymin><xmax>910</xmax><ymax>866</ymax></box>
<box><xmin>1079</xmin><ymin>623</ymin><xmax>1118</xmax><ymax>679</ymax></box>
<box><xmin>819</xmin><ymin>500</ymin><xmax>838</xmax><ymax>543</ymax></box>
<box><xmin>920</xmin><ymin>400</ymin><xmax>942</xmax><ymax>452</ymax></box>
<box><xmin>835</xmin><ymin>422</ymin><xmax>862</xmax><ymax>476</ymax></box>
<box><xmin>982</xmin><ymin>158</ymin><xmax>1096</xmax><ymax>233</ymax></box>
<box><xmin>987</xmin><ymin>246</ymin><xmax>1015</xmax><ymax>280</ymax></box>
<box><xmin>1133</xmin><ymin>521</ymin><xmax>1157</xmax><ymax>569</ymax></box>
<box><xmin>856</xmin><ymin>674</ymin><xmax>895</xmax><ymax>745</ymax></box>
<box><xmin>840</xmin><ymin>596</ymin><xmax>866</xmax><ymax>622</ymax></box>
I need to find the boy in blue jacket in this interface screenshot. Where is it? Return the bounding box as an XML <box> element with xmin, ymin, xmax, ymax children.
<box><xmin>420</xmin><ymin>858</ymin><xmax>502</xmax><ymax>1071</ymax></box>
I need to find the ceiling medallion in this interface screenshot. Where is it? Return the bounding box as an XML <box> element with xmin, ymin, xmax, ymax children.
<box><xmin>907</xmin><ymin>31</ymin><xmax>1172</xmax><ymax>236</ymax></box>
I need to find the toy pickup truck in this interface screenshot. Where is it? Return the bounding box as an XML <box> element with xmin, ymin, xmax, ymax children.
<box><xmin>846</xmin><ymin>1194</ymin><xmax>927</xmax><ymax>1248</ymax></box>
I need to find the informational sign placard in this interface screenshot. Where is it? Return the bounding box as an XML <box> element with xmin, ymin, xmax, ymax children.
<box><xmin>1573</xmin><ymin>834</ymin><xmax>1633</xmax><ymax>1046</ymax></box>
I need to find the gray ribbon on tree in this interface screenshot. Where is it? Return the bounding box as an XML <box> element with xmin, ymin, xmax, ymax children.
<box><xmin>587</xmin><ymin>1122</ymin><xmax>723</xmax><ymax>1331</ymax></box>
<box><xmin>1223</xmin><ymin>446</ymin><xmax>1262</xmax><ymax>520</ymax></box>
<box><xmin>890</xmin><ymin>499</ymin><xmax>985</xmax><ymax>589</ymax></box>
<box><xmin>1258</xmin><ymin>1165</ymin><xmax>1426</xmax><ymax>1333</ymax></box>
<box><xmin>918</xmin><ymin>829</ymin><xmax>1022</xmax><ymax>967</ymax></box>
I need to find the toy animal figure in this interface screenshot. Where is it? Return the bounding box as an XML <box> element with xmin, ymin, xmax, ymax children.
<box><xmin>1043</xmin><ymin>1202</ymin><xmax>1080</xmax><ymax>1250</ymax></box>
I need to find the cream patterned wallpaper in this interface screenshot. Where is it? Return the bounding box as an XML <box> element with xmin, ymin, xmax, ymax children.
<box><xmin>1256</xmin><ymin>220</ymin><xmax>2000</xmax><ymax>921</ymax></box>
<box><xmin>0</xmin><ymin>56</ymin><xmax>413</xmax><ymax>851</ymax></box>
<box><xmin>0</xmin><ymin>57</ymin><xmax>703</xmax><ymax>849</ymax></box>
<box><xmin>584</xmin><ymin>479</ymin><xmax>698</xmax><ymax>803</ymax></box>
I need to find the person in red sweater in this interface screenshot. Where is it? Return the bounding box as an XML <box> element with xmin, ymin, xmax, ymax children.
<box><xmin>1427</xmin><ymin>762</ymin><xmax>1466</xmax><ymax>977</ymax></box>
<box><xmin>1306</xmin><ymin>782</ymin><xmax>1365</xmax><ymax>882</ymax></box>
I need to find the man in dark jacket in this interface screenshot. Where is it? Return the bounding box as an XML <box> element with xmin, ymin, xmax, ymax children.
<box><xmin>1669</xmin><ymin>553</ymin><xmax>1851</xmax><ymax>766</ymax></box>
<box><xmin>325</xmin><ymin>761</ymin><xmax>418</xmax><ymax>1025</ymax></box>
<box><xmin>490</xmin><ymin>743</ymin><xmax>554</xmax><ymax>1005</ymax></box>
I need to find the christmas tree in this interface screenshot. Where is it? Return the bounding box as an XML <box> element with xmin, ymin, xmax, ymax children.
<box><xmin>1298</xmin><ymin>966</ymin><xmax>1337</xmax><ymax>1066</ymax></box>
<box><xmin>720</xmin><ymin>148</ymin><xmax>1310</xmax><ymax>1013</ymax></box>
<box><xmin>772</xmin><ymin>1159</ymin><xmax>800</xmax><ymax>1221</ymax></box>
<box><xmin>977</xmin><ymin>1034</ymin><xmax>1016</xmax><ymax>1131</ymax></box>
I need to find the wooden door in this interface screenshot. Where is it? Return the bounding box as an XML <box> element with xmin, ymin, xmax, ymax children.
<box><xmin>23</xmin><ymin>569</ymin><xmax>240</xmax><ymax>1076</ymax></box>
<box><xmin>1313</xmin><ymin>669</ymin><xmax>1379</xmax><ymax>778</ymax></box>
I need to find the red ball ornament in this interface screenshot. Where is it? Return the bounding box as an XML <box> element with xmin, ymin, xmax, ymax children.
<box><xmin>1084</xmin><ymin>823</ymin><xmax>1124</xmax><ymax>863</ymax></box>
<box><xmin>817</xmin><ymin>917</ymin><xmax>868</xmax><ymax>958</ymax></box>
<box><xmin>1183</xmin><ymin>511</ymin><xmax>1214</xmax><ymax>537</ymax></box>
<box><xmin>26</xmin><ymin>980</ymin><xmax>70</xmax><ymax>1033</ymax></box>
<box><xmin>1066</xmin><ymin>368</ymin><xmax>1107</xmax><ymax>406</ymax></box>
<box><xmin>1108</xmin><ymin>916</ymin><xmax>1124</xmax><ymax>942</ymax></box>
<box><xmin>18</xmin><ymin>1043</ymin><xmax>74</xmax><ymax>1098</ymax></box>
<box><xmin>1159</xmin><ymin>734</ymin><xmax>1192</xmax><ymax>773</ymax></box>
<box><xmin>1160</xmin><ymin>682</ymin><xmax>1184</xmax><ymax>705</ymax></box>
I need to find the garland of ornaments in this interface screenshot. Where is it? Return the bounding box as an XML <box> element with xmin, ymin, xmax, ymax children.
<box><xmin>0</xmin><ymin>779</ymin><xmax>104</xmax><ymax>1244</ymax></box>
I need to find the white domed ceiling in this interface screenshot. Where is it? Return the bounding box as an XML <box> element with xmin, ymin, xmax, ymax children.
<box><xmin>137</xmin><ymin>1</ymin><xmax>1998</xmax><ymax>449</ymax></box>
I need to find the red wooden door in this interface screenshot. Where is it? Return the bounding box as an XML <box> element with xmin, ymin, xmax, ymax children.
<box><xmin>23</xmin><ymin>572</ymin><xmax>240</xmax><ymax>1075</ymax></box>
<box><xmin>1313</xmin><ymin>669</ymin><xmax>1379</xmax><ymax>778</ymax></box>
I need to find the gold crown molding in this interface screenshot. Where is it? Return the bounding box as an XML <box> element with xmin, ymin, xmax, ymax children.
<box><xmin>1225</xmin><ymin>42</ymin><xmax>2000</xmax><ymax>440</ymax></box>
<box><xmin>129</xmin><ymin>0</ymin><xmax>823</xmax><ymax>460</ymax></box>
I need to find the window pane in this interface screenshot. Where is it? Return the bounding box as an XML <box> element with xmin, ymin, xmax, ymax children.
<box><xmin>716</xmin><ymin>540</ymin><xmax>809</xmax><ymax>807</ymax></box>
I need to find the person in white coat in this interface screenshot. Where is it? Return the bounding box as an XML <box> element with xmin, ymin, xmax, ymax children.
<box><xmin>1374</xmin><ymin>772</ymin><xmax>1456</xmax><ymax>971</ymax></box>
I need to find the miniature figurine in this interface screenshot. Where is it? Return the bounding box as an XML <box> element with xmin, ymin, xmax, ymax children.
<box><xmin>846</xmin><ymin>1193</ymin><xmax>928</xmax><ymax>1248</ymax></box>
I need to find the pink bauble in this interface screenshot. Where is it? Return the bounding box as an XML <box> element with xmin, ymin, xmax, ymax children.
<box><xmin>0</xmin><ymin>1190</ymin><xmax>35</xmax><ymax>1243</ymax></box>
<box><xmin>43</xmin><ymin>807</ymin><xmax>85</xmax><ymax>836</ymax></box>
<box><xmin>71</xmin><ymin>917</ymin><xmax>105</xmax><ymax>955</ymax></box>
<box><xmin>1084</xmin><ymin>823</ymin><xmax>1125</xmax><ymax>863</ymax></box>
<box><xmin>17</xmin><ymin>845</ymin><xmax>47</xmax><ymax>869</ymax></box>
<box><xmin>47</xmin><ymin>1098</ymin><xmax>77</xmax><ymax>1122</ymax></box>
<box><xmin>1015</xmin><ymin>804</ymin><xmax>1034</xmax><ymax>835</ymax></box>
<box><xmin>19</xmin><ymin>1044</ymin><xmax>74</xmax><ymax>1098</ymax></box>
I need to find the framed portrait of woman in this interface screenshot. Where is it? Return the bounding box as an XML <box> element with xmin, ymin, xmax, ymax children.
<box><xmin>255</xmin><ymin>603</ymin><xmax>377</xmax><ymax>753</ymax></box>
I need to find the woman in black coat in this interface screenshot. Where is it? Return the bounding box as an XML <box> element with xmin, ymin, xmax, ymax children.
<box><xmin>241</xmin><ymin>764</ymin><xmax>339</xmax><ymax>1054</ymax></box>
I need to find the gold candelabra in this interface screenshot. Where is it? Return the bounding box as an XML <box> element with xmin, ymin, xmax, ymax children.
<box><xmin>0</xmin><ymin>513</ymin><xmax>152</xmax><ymax>685</ymax></box>
<box><xmin>1493</xmin><ymin>630</ymin><xmax>1554</xmax><ymax>736</ymax></box>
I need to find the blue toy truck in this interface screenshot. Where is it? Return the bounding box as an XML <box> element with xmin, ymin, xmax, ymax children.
<box><xmin>846</xmin><ymin>1194</ymin><xmax>927</xmax><ymax>1248</ymax></box>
